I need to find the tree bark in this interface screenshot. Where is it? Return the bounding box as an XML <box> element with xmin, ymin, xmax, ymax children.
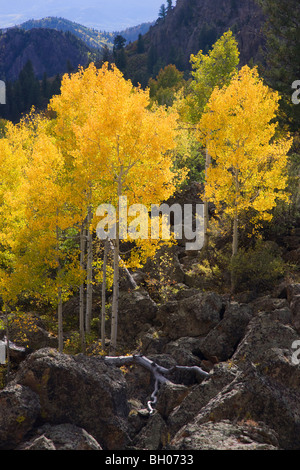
<box><xmin>57</xmin><ymin>288</ymin><xmax>63</xmax><ymax>353</ymax></box>
<box><xmin>110</xmin><ymin>239</ymin><xmax>120</xmax><ymax>354</ymax></box>
<box><xmin>79</xmin><ymin>225</ymin><xmax>86</xmax><ymax>353</ymax></box>
<box><xmin>85</xmin><ymin>205</ymin><xmax>93</xmax><ymax>334</ymax></box>
<box><xmin>232</xmin><ymin>212</ymin><xmax>239</xmax><ymax>258</ymax></box>
<box><xmin>5</xmin><ymin>306</ymin><xmax>10</xmax><ymax>384</ymax></box>
<box><xmin>101</xmin><ymin>238</ymin><xmax>109</xmax><ymax>351</ymax></box>
<box><xmin>110</xmin><ymin>175</ymin><xmax>122</xmax><ymax>354</ymax></box>
<box><xmin>203</xmin><ymin>148</ymin><xmax>211</xmax><ymax>250</ymax></box>
<box><xmin>231</xmin><ymin>169</ymin><xmax>240</xmax><ymax>293</ymax></box>
<box><xmin>56</xmin><ymin>219</ymin><xmax>64</xmax><ymax>353</ymax></box>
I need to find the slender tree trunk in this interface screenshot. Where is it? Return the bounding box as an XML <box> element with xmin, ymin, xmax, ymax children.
<box><xmin>86</xmin><ymin>205</ymin><xmax>93</xmax><ymax>334</ymax></box>
<box><xmin>203</xmin><ymin>148</ymin><xmax>211</xmax><ymax>250</ymax></box>
<box><xmin>79</xmin><ymin>224</ymin><xmax>86</xmax><ymax>353</ymax></box>
<box><xmin>232</xmin><ymin>213</ymin><xmax>238</xmax><ymax>258</ymax></box>
<box><xmin>109</xmin><ymin>240</ymin><xmax>137</xmax><ymax>290</ymax></box>
<box><xmin>5</xmin><ymin>306</ymin><xmax>10</xmax><ymax>384</ymax></box>
<box><xmin>231</xmin><ymin>170</ymin><xmax>239</xmax><ymax>293</ymax></box>
<box><xmin>57</xmin><ymin>288</ymin><xmax>63</xmax><ymax>353</ymax></box>
<box><xmin>101</xmin><ymin>238</ymin><xmax>109</xmax><ymax>351</ymax></box>
<box><xmin>110</xmin><ymin>175</ymin><xmax>122</xmax><ymax>354</ymax></box>
<box><xmin>110</xmin><ymin>241</ymin><xmax>120</xmax><ymax>354</ymax></box>
<box><xmin>56</xmin><ymin>219</ymin><xmax>64</xmax><ymax>353</ymax></box>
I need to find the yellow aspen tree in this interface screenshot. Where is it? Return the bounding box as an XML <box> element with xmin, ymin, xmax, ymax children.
<box><xmin>174</xmin><ymin>31</ymin><xmax>240</xmax><ymax>248</ymax></box>
<box><xmin>0</xmin><ymin>120</ymin><xmax>32</xmax><ymax>368</ymax></box>
<box><xmin>198</xmin><ymin>66</ymin><xmax>293</xmax><ymax>290</ymax></box>
<box><xmin>49</xmin><ymin>63</ymin><xmax>184</xmax><ymax>354</ymax></box>
<box><xmin>1</xmin><ymin>115</ymin><xmax>81</xmax><ymax>352</ymax></box>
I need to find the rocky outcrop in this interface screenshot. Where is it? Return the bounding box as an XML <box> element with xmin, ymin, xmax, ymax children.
<box><xmin>0</xmin><ymin>348</ymin><xmax>129</xmax><ymax>450</ymax></box>
<box><xmin>18</xmin><ymin>423</ymin><xmax>102</xmax><ymax>450</ymax></box>
<box><xmin>117</xmin><ymin>288</ymin><xmax>158</xmax><ymax>349</ymax></box>
<box><xmin>156</xmin><ymin>291</ymin><xmax>224</xmax><ymax>340</ymax></box>
<box><xmin>1</xmin><ymin>284</ymin><xmax>300</xmax><ymax>451</ymax></box>
<box><xmin>0</xmin><ymin>384</ymin><xmax>41</xmax><ymax>449</ymax></box>
<box><xmin>170</xmin><ymin>419</ymin><xmax>279</xmax><ymax>450</ymax></box>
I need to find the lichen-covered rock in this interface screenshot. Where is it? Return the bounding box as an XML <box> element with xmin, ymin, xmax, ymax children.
<box><xmin>18</xmin><ymin>423</ymin><xmax>102</xmax><ymax>450</ymax></box>
<box><xmin>117</xmin><ymin>288</ymin><xmax>158</xmax><ymax>349</ymax></box>
<box><xmin>131</xmin><ymin>411</ymin><xmax>168</xmax><ymax>450</ymax></box>
<box><xmin>167</xmin><ymin>363</ymin><xmax>238</xmax><ymax>437</ymax></box>
<box><xmin>13</xmin><ymin>348</ymin><xmax>129</xmax><ymax>450</ymax></box>
<box><xmin>156</xmin><ymin>292</ymin><xmax>223</xmax><ymax>340</ymax></box>
<box><xmin>0</xmin><ymin>384</ymin><xmax>40</xmax><ymax>449</ymax></box>
<box><xmin>232</xmin><ymin>311</ymin><xmax>298</xmax><ymax>366</ymax></box>
<box><xmin>199</xmin><ymin>302</ymin><xmax>253</xmax><ymax>361</ymax></box>
<box><xmin>172</xmin><ymin>363</ymin><xmax>300</xmax><ymax>450</ymax></box>
<box><xmin>286</xmin><ymin>284</ymin><xmax>300</xmax><ymax>333</ymax></box>
<box><xmin>170</xmin><ymin>419</ymin><xmax>279</xmax><ymax>450</ymax></box>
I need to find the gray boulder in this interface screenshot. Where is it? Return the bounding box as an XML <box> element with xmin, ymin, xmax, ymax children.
<box><xmin>12</xmin><ymin>348</ymin><xmax>129</xmax><ymax>450</ymax></box>
<box><xmin>156</xmin><ymin>292</ymin><xmax>224</xmax><ymax>340</ymax></box>
<box><xmin>117</xmin><ymin>288</ymin><xmax>158</xmax><ymax>349</ymax></box>
<box><xmin>0</xmin><ymin>384</ymin><xmax>41</xmax><ymax>449</ymax></box>
<box><xmin>18</xmin><ymin>423</ymin><xmax>102</xmax><ymax>450</ymax></box>
<box><xmin>199</xmin><ymin>302</ymin><xmax>253</xmax><ymax>362</ymax></box>
<box><xmin>170</xmin><ymin>419</ymin><xmax>278</xmax><ymax>450</ymax></box>
<box><xmin>286</xmin><ymin>284</ymin><xmax>300</xmax><ymax>333</ymax></box>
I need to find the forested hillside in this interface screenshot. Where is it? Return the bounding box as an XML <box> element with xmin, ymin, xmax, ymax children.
<box><xmin>18</xmin><ymin>17</ymin><xmax>154</xmax><ymax>50</ymax></box>
<box><xmin>125</xmin><ymin>0</ymin><xmax>265</xmax><ymax>86</ymax></box>
<box><xmin>0</xmin><ymin>27</ymin><xmax>100</xmax><ymax>82</ymax></box>
<box><xmin>0</xmin><ymin>0</ymin><xmax>299</xmax><ymax>452</ymax></box>
<box><xmin>0</xmin><ymin>27</ymin><xmax>101</xmax><ymax>122</ymax></box>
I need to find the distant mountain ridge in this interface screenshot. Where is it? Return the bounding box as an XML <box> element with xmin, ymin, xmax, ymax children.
<box><xmin>0</xmin><ymin>27</ymin><xmax>100</xmax><ymax>81</ymax></box>
<box><xmin>16</xmin><ymin>17</ymin><xmax>154</xmax><ymax>50</ymax></box>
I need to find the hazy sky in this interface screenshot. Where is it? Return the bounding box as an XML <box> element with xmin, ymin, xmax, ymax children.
<box><xmin>0</xmin><ymin>0</ymin><xmax>170</xmax><ymax>31</ymax></box>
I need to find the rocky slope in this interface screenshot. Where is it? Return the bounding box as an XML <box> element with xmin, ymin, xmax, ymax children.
<box><xmin>1</xmin><ymin>272</ymin><xmax>300</xmax><ymax>450</ymax></box>
<box><xmin>0</xmin><ymin>181</ymin><xmax>299</xmax><ymax>451</ymax></box>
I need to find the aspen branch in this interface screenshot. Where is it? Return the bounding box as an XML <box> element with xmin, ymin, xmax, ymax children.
<box><xmin>102</xmin><ymin>355</ymin><xmax>209</xmax><ymax>414</ymax></box>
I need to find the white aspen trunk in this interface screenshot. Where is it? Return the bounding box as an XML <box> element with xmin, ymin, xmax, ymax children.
<box><xmin>79</xmin><ymin>225</ymin><xmax>86</xmax><ymax>353</ymax></box>
<box><xmin>232</xmin><ymin>214</ymin><xmax>238</xmax><ymax>258</ymax></box>
<box><xmin>56</xmin><ymin>219</ymin><xmax>64</xmax><ymax>353</ymax></box>
<box><xmin>57</xmin><ymin>288</ymin><xmax>63</xmax><ymax>353</ymax></box>
<box><xmin>109</xmin><ymin>240</ymin><xmax>137</xmax><ymax>290</ymax></box>
<box><xmin>203</xmin><ymin>148</ymin><xmax>211</xmax><ymax>250</ymax></box>
<box><xmin>5</xmin><ymin>306</ymin><xmax>10</xmax><ymax>384</ymax></box>
<box><xmin>101</xmin><ymin>238</ymin><xmax>109</xmax><ymax>351</ymax></box>
<box><xmin>85</xmin><ymin>205</ymin><xmax>93</xmax><ymax>334</ymax></box>
<box><xmin>110</xmin><ymin>239</ymin><xmax>120</xmax><ymax>354</ymax></box>
<box><xmin>231</xmin><ymin>170</ymin><xmax>239</xmax><ymax>293</ymax></box>
<box><xmin>110</xmin><ymin>175</ymin><xmax>122</xmax><ymax>355</ymax></box>
<box><xmin>232</xmin><ymin>169</ymin><xmax>239</xmax><ymax>258</ymax></box>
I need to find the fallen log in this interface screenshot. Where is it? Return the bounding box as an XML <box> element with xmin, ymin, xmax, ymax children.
<box><xmin>103</xmin><ymin>355</ymin><xmax>209</xmax><ymax>414</ymax></box>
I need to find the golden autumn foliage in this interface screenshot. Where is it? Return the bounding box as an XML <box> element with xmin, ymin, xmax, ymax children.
<box><xmin>0</xmin><ymin>57</ymin><xmax>296</xmax><ymax>352</ymax></box>
<box><xmin>49</xmin><ymin>62</ymin><xmax>184</xmax><ymax>211</ymax></box>
<box><xmin>48</xmin><ymin>63</ymin><xmax>186</xmax><ymax>351</ymax></box>
<box><xmin>198</xmin><ymin>65</ymin><xmax>293</xmax><ymax>257</ymax></box>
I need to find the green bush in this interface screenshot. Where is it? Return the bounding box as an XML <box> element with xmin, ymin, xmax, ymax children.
<box><xmin>230</xmin><ymin>240</ymin><xmax>286</xmax><ymax>293</ymax></box>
